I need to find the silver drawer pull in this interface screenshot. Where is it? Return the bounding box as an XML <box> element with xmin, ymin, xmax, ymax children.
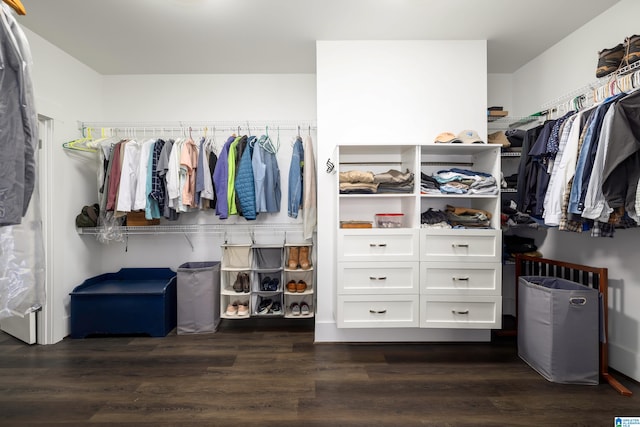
<box><xmin>369</xmin><ymin>243</ymin><xmax>387</xmax><ymax>247</ymax></box>
<box><xmin>369</xmin><ymin>309</ymin><xmax>387</xmax><ymax>314</ymax></box>
<box><xmin>452</xmin><ymin>243</ymin><xmax>469</xmax><ymax>248</ymax></box>
<box><xmin>452</xmin><ymin>309</ymin><xmax>469</xmax><ymax>315</ymax></box>
<box><xmin>369</xmin><ymin>276</ymin><xmax>388</xmax><ymax>280</ymax></box>
<box><xmin>453</xmin><ymin>277</ymin><xmax>469</xmax><ymax>281</ymax></box>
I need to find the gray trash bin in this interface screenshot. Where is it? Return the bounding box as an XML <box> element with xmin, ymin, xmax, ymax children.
<box><xmin>177</xmin><ymin>262</ymin><xmax>220</xmax><ymax>335</ymax></box>
<box><xmin>518</xmin><ymin>276</ymin><xmax>600</xmax><ymax>385</ymax></box>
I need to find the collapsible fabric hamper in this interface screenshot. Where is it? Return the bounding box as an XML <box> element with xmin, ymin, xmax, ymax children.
<box><xmin>176</xmin><ymin>262</ymin><xmax>220</xmax><ymax>334</ymax></box>
<box><xmin>518</xmin><ymin>276</ymin><xmax>600</xmax><ymax>385</ymax></box>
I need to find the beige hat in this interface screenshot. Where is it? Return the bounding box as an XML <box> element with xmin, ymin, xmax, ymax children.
<box><xmin>434</xmin><ymin>132</ymin><xmax>462</xmax><ymax>143</ymax></box>
<box><xmin>488</xmin><ymin>131</ymin><xmax>511</xmax><ymax>147</ymax></box>
<box><xmin>457</xmin><ymin>130</ymin><xmax>485</xmax><ymax>144</ymax></box>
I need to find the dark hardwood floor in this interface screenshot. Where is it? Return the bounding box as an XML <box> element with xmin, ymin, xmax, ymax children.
<box><xmin>1</xmin><ymin>319</ymin><xmax>638</xmax><ymax>426</ymax></box>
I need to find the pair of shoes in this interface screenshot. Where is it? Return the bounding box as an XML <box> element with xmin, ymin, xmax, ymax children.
<box><xmin>289</xmin><ymin>302</ymin><xmax>310</xmax><ymax>316</ymax></box>
<box><xmin>232</xmin><ymin>272</ymin><xmax>250</xmax><ymax>293</ymax></box>
<box><xmin>257</xmin><ymin>298</ymin><xmax>274</xmax><ymax>315</ymax></box>
<box><xmin>596</xmin><ymin>43</ymin><xmax>624</xmax><ymax>78</ymax></box>
<box><xmin>623</xmin><ymin>34</ymin><xmax>640</xmax><ymax>67</ymax></box>
<box><xmin>596</xmin><ymin>35</ymin><xmax>640</xmax><ymax>78</ymax></box>
<box><xmin>286</xmin><ymin>280</ymin><xmax>307</xmax><ymax>293</ymax></box>
<box><xmin>287</xmin><ymin>246</ymin><xmax>312</xmax><ymax>270</ymax></box>
<box><xmin>260</xmin><ymin>276</ymin><xmax>280</xmax><ymax>291</ymax></box>
<box><xmin>226</xmin><ymin>301</ymin><xmax>249</xmax><ymax>316</ymax></box>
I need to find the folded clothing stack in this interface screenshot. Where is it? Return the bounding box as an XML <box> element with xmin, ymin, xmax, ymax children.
<box><xmin>445</xmin><ymin>205</ymin><xmax>492</xmax><ymax>228</ymax></box>
<box><xmin>432</xmin><ymin>168</ymin><xmax>498</xmax><ymax>195</ymax></box>
<box><xmin>339</xmin><ymin>169</ymin><xmax>414</xmax><ymax>194</ymax></box>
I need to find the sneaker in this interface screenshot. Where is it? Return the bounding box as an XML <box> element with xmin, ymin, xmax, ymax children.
<box><xmin>257</xmin><ymin>298</ymin><xmax>273</xmax><ymax>315</ymax></box>
<box><xmin>290</xmin><ymin>302</ymin><xmax>301</xmax><ymax>316</ymax></box>
<box><xmin>225</xmin><ymin>302</ymin><xmax>238</xmax><ymax>316</ymax></box>
<box><xmin>237</xmin><ymin>302</ymin><xmax>249</xmax><ymax>316</ymax></box>
<box><xmin>596</xmin><ymin>43</ymin><xmax>624</xmax><ymax>77</ymax></box>
<box><xmin>300</xmin><ymin>302</ymin><xmax>310</xmax><ymax>316</ymax></box>
<box><xmin>286</xmin><ymin>280</ymin><xmax>297</xmax><ymax>293</ymax></box>
<box><xmin>261</xmin><ymin>276</ymin><xmax>271</xmax><ymax>291</ymax></box>
<box><xmin>271</xmin><ymin>301</ymin><xmax>282</xmax><ymax>315</ymax></box>
<box><xmin>623</xmin><ymin>34</ymin><xmax>640</xmax><ymax>67</ymax></box>
<box><xmin>296</xmin><ymin>280</ymin><xmax>307</xmax><ymax>293</ymax></box>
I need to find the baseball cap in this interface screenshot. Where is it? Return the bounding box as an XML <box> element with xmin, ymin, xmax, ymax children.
<box><xmin>488</xmin><ymin>131</ymin><xmax>511</xmax><ymax>147</ymax></box>
<box><xmin>457</xmin><ymin>130</ymin><xmax>485</xmax><ymax>144</ymax></box>
<box><xmin>434</xmin><ymin>132</ymin><xmax>462</xmax><ymax>143</ymax></box>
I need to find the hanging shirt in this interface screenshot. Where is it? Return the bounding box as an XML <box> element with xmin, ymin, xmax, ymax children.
<box><xmin>133</xmin><ymin>138</ymin><xmax>156</xmax><ymax>211</ymax></box>
<box><xmin>116</xmin><ymin>139</ymin><xmax>142</xmax><ymax>213</ymax></box>
<box><xmin>180</xmin><ymin>137</ymin><xmax>198</xmax><ymax>208</ymax></box>
<box><xmin>302</xmin><ymin>134</ymin><xmax>317</xmax><ymax>239</ymax></box>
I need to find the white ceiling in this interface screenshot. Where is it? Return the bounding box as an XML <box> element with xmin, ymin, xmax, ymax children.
<box><xmin>17</xmin><ymin>0</ymin><xmax>619</xmax><ymax>75</ymax></box>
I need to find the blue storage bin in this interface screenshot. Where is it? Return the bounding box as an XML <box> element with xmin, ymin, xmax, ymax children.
<box><xmin>70</xmin><ymin>268</ymin><xmax>177</xmax><ymax>338</ymax></box>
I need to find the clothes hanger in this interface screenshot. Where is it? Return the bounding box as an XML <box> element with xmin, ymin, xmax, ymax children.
<box><xmin>63</xmin><ymin>127</ymin><xmax>98</xmax><ymax>153</ymax></box>
<box><xmin>3</xmin><ymin>0</ymin><xmax>26</xmax><ymax>15</ymax></box>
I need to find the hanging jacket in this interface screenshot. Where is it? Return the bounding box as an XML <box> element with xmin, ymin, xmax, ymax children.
<box><xmin>0</xmin><ymin>5</ymin><xmax>37</xmax><ymax>225</ymax></box>
<box><xmin>212</xmin><ymin>136</ymin><xmax>235</xmax><ymax>219</ymax></box>
<box><xmin>264</xmin><ymin>147</ymin><xmax>281</xmax><ymax>213</ymax></box>
<box><xmin>235</xmin><ymin>136</ymin><xmax>257</xmax><ymax>220</ymax></box>
<box><xmin>226</xmin><ymin>136</ymin><xmax>242</xmax><ymax>216</ymax></box>
<box><xmin>288</xmin><ymin>136</ymin><xmax>304</xmax><ymax>218</ymax></box>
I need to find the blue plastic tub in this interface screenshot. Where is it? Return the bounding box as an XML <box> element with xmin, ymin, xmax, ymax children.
<box><xmin>70</xmin><ymin>268</ymin><xmax>177</xmax><ymax>338</ymax></box>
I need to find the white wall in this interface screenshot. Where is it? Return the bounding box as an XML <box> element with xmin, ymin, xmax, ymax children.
<box><xmin>316</xmin><ymin>40</ymin><xmax>489</xmax><ymax>342</ymax></box>
<box><xmin>24</xmin><ymin>27</ymin><xmax>105</xmax><ymax>344</ymax></box>
<box><xmin>487</xmin><ymin>73</ymin><xmax>513</xmax><ymax>114</ymax></box>
<box><xmin>509</xmin><ymin>0</ymin><xmax>640</xmax><ymax>381</ymax></box>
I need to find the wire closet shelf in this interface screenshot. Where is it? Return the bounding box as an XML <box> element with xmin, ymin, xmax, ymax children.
<box><xmin>77</xmin><ymin>120</ymin><xmax>317</xmax><ymax>138</ymax></box>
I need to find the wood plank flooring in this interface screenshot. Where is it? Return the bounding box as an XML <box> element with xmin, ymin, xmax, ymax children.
<box><xmin>0</xmin><ymin>319</ymin><xmax>638</xmax><ymax>426</ymax></box>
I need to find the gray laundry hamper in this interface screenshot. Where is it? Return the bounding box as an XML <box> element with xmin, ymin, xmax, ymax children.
<box><xmin>518</xmin><ymin>276</ymin><xmax>600</xmax><ymax>385</ymax></box>
<box><xmin>176</xmin><ymin>262</ymin><xmax>220</xmax><ymax>334</ymax></box>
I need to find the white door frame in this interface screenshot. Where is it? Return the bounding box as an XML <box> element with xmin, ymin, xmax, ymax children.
<box><xmin>37</xmin><ymin>114</ymin><xmax>54</xmax><ymax>345</ymax></box>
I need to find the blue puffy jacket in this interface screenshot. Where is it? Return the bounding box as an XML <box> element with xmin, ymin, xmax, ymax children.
<box><xmin>235</xmin><ymin>136</ymin><xmax>257</xmax><ymax>220</ymax></box>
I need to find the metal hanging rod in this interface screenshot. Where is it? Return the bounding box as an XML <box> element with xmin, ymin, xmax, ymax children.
<box><xmin>76</xmin><ymin>223</ymin><xmax>305</xmax><ymax>235</ymax></box>
<box><xmin>78</xmin><ymin>120</ymin><xmax>317</xmax><ymax>135</ymax></box>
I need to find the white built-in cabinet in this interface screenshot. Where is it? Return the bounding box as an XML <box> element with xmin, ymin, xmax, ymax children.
<box><xmin>335</xmin><ymin>144</ymin><xmax>502</xmax><ymax>329</ymax></box>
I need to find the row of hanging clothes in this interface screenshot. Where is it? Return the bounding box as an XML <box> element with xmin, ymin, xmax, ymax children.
<box><xmin>73</xmin><ymin>125</ymin><xmax>316</xmax><ymax>237</ymax></box>
<box><xmin>515</xmin><ymin>74</ymin><xmax>640</xmax><ymax>237</ymax></box>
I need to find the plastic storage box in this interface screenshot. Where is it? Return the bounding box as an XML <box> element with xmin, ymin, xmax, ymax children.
<box><xmin>518</xmin><ymin>276</ymin><xmax>600</xmax><ymax>385</ymax></box>
<box><xmin>375</xmin><ymin>213</ymin><xmax>404</xmax><ymax>228</ymax></box>
<box><xmin>70</xmin><ymin>268</ymin><xmax>177</xmax><ymax>338</ymax></box>
<box><xmin>176</xmin><ymin>262</ymin><xmax>220</xmax><ymax>335</ymax></box>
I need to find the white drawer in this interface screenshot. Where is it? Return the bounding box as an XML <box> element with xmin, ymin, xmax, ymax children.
<box><xmin>338</xmin><ymin>229</ymin><xmax>419</xmax><ymax>262</ymax></box>
<box><xmin>338</xmin><ymin>261</ymin><xmax>419</xmax><ymax>294</ymax></box>
<box><xmin>421</xmin><ymin>262</ymin><xmax>501</xmax><ymax>296</ymax></box>
<box><xmin>420</xmin><ymin>229</ymin><xmax>500</xmax><ymax>262</ymax></box>
<box><xmin>419</xmin><ymin>295</ymin><xmax>502</xmax><ymax>329</ymax></box>
<box><xmin>337</xmin><ymin>294</ymin><xmax>419</xmax><ymax>328</ymax></box>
